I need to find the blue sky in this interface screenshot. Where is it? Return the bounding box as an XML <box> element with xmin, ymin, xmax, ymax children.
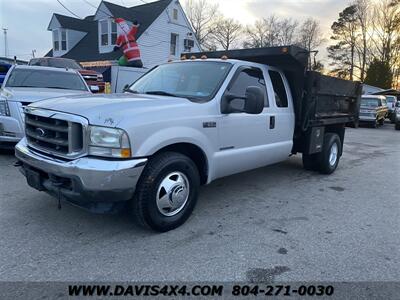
<box><xmin>0</xmin><ymin>0</ymin><xmax>349</xmax><ymax>62</ymax></box>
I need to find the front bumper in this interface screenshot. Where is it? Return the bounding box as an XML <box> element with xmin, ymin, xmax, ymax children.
<box><xmin>15</xmin><ymin>138</ymin><xmax>147</xmax><ymax>212</ymax></box>
<box><xmin>359</xmin><ymin>115</ymin><xmax>376</xmax><ymax>122</ymax></box>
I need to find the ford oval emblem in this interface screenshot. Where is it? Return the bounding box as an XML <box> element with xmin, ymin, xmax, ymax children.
<box><xmin>35</xmin><ymin>128</ymin><xmax>46</xmax><ymax>137</ymax></box>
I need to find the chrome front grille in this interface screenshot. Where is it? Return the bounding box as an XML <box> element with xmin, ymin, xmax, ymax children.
<box><xmin>24</xmin><ymin>110</ymin><xmax>86</xmax><ymax>159</ymax></box>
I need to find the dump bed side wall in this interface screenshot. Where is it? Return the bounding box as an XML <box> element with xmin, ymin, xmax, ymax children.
<box><xmin>307</xmin><ymin>72</ymin><xmax>361</xmax><ymax>124</ymax></box>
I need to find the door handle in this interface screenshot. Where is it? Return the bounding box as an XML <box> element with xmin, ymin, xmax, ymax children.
<box><xmin>270</xmin><ymin>116</ymin><xmax>275</xmax><ymax>129</ymax></box>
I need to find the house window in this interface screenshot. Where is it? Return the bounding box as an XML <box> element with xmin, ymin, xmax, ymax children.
<box><xmin>111</xmin><ymin>21</ymin><xmax>117</xmax><ymax>44</ymax></box>
<box><xmin>53</xmin><ymin>29</ymin><xmax>59</xmax><ymax>51</ymax></box>
<box><xmin>170</xmin><ymin>33</ymin><xmax>178</xmax><ymax>56</ymax></box>
<box><xmin>173</xmin><ymin>8</ymin><xmax>178</xmax><ymax>20</ymax></box>
<box><xmin>61</xmin><ymin>29</ymin><xmax>67</xmax><ymax>51</ymax></box>
<box><xmin>53</xmin><ymin>28</ymin><xmax>67</xmax><ymax>52</ymax></box>
<box><xmin>99</xmin><ymin>19</ymin><xmax>118</xmax><ymax>48</ymax></box>
<box><xmin>100</xmin><ymin>20</ymin><xmax>109</xmax><ymax>46</ymax></box>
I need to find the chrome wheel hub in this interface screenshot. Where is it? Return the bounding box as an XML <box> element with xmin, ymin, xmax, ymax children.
<box><xmin>156</xmin><ymin>172</ymin><xmax>189</xmax><ymax>217</ymax></box>
<box><xmin>329</xmin><ymin>143</ymin><xmax>338</xmax><ymax>167</ymax></box>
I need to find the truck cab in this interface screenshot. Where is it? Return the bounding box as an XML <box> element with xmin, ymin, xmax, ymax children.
<box><xmin>15</xmin><ymin>46</ymin><xmax>361</xmax><ymax>232</ymax></box>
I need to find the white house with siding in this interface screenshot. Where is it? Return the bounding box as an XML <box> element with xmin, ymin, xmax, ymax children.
<box><xmin>45</xmin><ymin>0</ymin><xmax>201</xmax><ymax>68</ymax></box>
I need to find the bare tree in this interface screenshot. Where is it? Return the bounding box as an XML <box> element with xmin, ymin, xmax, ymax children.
<box><xmin>184</xmin><ymin>0</ymin><xmax>219</xmax><ymax>50</ymax></box>
<box><xmin>368</xmin><ymin>0</ymin><xmax>400</xmax><ymax>87</ymax></box>
<box><xmin>297</xmin><ymin>18</ymin><xmax>326</xmax><ymax>69</ymax></box>
<box><xmin>369</xmin><ymin>0</ymin><xmax>400</xmax><ymax>64</ymax></box>
<box><xmin>297</xmin><ymin>18</ymin><xmax>325</xmax><ymax>52</ymax></box>
<box><xmin>244</xmin><ymin>16</ymin><xmax>299</xmax><ymax>48</ymax></box>
<box><xmin>210</xmin><ymin>18</ymin><xmax>242</xmax><ymax>50</ymax></box>
<box><xmin>278</xmin><ymin>18</ymin><xmax>299</xmax><ymax>45</ymax></box>
<box><xmin>243</xmin><ymin>19</ymin><xmax>269</xmax><ymax>48</ymax></box>
<box><xmin>354</xmin><ymin>0</ymin><xmax>369</xmax><ymax>81</ymax></box>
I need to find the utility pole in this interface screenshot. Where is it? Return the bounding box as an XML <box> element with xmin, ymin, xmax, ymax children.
<box><xmin>2</xmin><ymin>28</ymin><xmax>8</xmax><ymax>58</ymax></box>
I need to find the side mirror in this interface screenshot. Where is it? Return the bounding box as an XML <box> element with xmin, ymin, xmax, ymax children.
<box><xmin>221</xmin><ymin>86</ymin><xmax>264</xmax><ymax>114</ymax></box>
<box><xmin>123</xmin><ymin>84</ymin><xmax>130</xmax><ymax>92</ymax></box>
<box><xmin>244</xmin><ymin>86</ymin><xmax>264</xmax><ymax>114</ymax></box>
<box><xmin>90</xmin><ymin>85</ymin><xmax>100</xmax><ymax>93</ymax></box>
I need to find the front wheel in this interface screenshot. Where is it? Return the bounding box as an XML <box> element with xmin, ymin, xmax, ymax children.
<box><xmin>131</xmin><ymin>152</ymin><xmax>200</xmax><ymax>232</ymax></box>
<box><xmin>316</xmin><ymin>133</ymin><xmax>341</xmax><ymax>174</ymax></box>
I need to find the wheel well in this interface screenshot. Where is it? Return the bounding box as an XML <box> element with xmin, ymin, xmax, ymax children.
<box><xmin>153</xmin><ymin>143</ymin><xmax>208</xmax><ymax>185</ymax></box>
<box><xmin>325</xmin><ymin>125</ymin><xmax>345</xmax><ymax>155</ymax></box>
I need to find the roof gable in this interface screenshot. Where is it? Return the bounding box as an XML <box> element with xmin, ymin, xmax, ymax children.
<box><xmin>101</xmin><ymin>0</ymin><xmax>173</xmax><ymax>38</ymax></box>
<box><xmin>48</xmin><ymin>14</ymin><xmax>92</xmax><ymax>32</ymax></box>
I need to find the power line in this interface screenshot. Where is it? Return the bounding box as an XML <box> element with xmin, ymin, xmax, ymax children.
<box><xmin>82</xmin><ymin>0</ymin><xmax>100</xmax><ymax>10</ymax></box>
<box><xmin>56</xmin><ymin>0</ymin><xmax>82</xmax><ymax>19</ymax></box>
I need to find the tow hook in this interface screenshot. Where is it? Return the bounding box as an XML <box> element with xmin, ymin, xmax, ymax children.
<box><xmin>13</xmin><ymin>160</ymin><xmax>23</xmax><ymax>167</ymax></box>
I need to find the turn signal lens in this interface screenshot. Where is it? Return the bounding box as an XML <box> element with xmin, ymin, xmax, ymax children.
<box><xmin>120</xmin><ymin>148</ymin><xmax>131</xmax><ymax>158</ymax></box>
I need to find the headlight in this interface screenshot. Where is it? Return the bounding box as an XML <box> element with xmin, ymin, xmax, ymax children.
<box><xmin>0</xmin><ymin>100</ymin><xmax>10</xmax><ymax>116</ymax></box>
<box><xmin>88</xmin><ymin>126</ymin><xmax>131</xmax><ymax>158</ymax></box>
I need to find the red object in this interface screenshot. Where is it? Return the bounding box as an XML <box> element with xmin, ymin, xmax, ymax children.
<box><xmin>78</xmin><ymin>69</ymin><xmax>105</xmax><ymax>93</ymax></box>
<box><xmin>115</xmin><ymin>21</ymin><xmax>141</xmax><ymax>62</ymax></box>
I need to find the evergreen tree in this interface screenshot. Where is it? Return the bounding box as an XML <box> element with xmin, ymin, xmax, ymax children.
<box><xmin>364</xmin><ymin>59</ymin><xmax>393</xmax><ymax>89</ymax></box>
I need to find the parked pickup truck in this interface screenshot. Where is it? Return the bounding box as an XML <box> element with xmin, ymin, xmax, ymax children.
<box><xmin>0</xmin><ymin>65</ymin><xmax>94</xmax><ymax>149</ymax></box>
<box><xmin>15</xmin><ymin>46</ymin><xmax>361</xmax><ymax>232</ymax></box>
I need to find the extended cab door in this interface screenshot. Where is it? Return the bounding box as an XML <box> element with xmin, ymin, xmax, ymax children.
<box><xmin>266</xmin><ymin>68</ymin><xmax>295</xmax><ymax>154</ymax></box>
<box><xmin>213</xmin><ymin>65</ymin><xmax>293</xmax><ymax>180</ymax></box>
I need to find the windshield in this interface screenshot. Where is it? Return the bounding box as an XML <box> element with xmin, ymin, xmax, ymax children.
<box><xmin>30</xmin><ymin>58</ymin><xmax>82</xmax><ymax>69</ymax></box>
<box><xmin>5</xmin><ymin>69</ymin><xmax>88</xmax><ymax>91</ymax></box>
<box><xmin>129</xmin><ymin>61</ymin><xmax>232</xmax><ymax>101</ymax></box>
<box><xmin>361</xmin><ymin>98</ymin><xmax>380</xmax><ymax>107</ymax></box>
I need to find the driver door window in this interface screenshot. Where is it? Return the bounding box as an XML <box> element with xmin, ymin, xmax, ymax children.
<box><xmin>228</xmin><ymin>68</ymin><xmax>268</xmax><ymax>111</ymax></box>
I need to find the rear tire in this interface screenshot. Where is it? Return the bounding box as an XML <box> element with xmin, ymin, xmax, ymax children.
<box><xmin>316</xmin><ymin>133</ymin><xmax>341</xmax><ymax>175</ymax></box>
<box><xmin>131</xmin><ymin>152</ymin><xmax>200</xmax><ymax>232</ymax></box>
<box><xmin>395</xmin><ymin>123</ymin><xmax>400</xmax><ymax>130</ymax></box>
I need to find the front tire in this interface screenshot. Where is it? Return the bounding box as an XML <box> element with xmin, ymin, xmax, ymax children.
<box><xmin>317</xmin><ymin>133</ymin><xmax>341</xmax><ymax>174</ymax></box>
<box><xmin>131</xmin><ymin>152</ymin><xmax>200</xmax><ymax>232</ymax></box>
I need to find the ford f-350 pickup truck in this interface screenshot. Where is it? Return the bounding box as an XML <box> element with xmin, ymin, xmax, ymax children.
<box><xmin>15</xmin><ymin>46</ymin><xmax>361</xmax><ymax>232</ymax></box>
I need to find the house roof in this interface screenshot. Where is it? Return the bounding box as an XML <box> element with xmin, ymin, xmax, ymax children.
<box><xmin>51</xmin><ymin>13</ymin><xmax>93</xmax><ymax>32</ymax></box>
<box><xmin>46</xmin><ymin>0</ymin><xmax>174</xmax><ymax>62</ymax></box>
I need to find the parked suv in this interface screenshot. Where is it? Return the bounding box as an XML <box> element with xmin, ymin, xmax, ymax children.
<box><xmin>385</xmin><ymin>95</ymin><xmax>397</xmax><ymax>122</ymax></box>
<box><xmin>359</xmin><ymin>95</ymin><xmax>388</xmax><ymax>127</ymax></box>
<box><xmin>29</xmin><ymin>57</ymin><xmax>105</xmax><ymax>93</ymax></box>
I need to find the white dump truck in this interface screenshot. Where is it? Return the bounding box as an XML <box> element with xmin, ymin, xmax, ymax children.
<box><xmin>15</xmin><ymin>46</ymin><xmax>361</xmax><ymax>232</ymax></box>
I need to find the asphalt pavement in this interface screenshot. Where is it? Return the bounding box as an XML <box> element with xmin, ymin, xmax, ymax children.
<box><xmin>0</xmin><ymin>124</ymin><xmax>399</xmax><ymax>282</ymax></box>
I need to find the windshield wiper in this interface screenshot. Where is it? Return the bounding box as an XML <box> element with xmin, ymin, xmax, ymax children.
<box><xmin>125</xmin><ymin>89</ymin><xmax>138</xmax><ymax>94</ymax></box>
<box><xmin>145</xmin><ymin>91</ymin><xmax>179</xmax><ymax>97</ymax></box>
<box><xmin>44</xmin><ymin>86</ymin><xmax>69</xmax><ymax>90</ymax></box>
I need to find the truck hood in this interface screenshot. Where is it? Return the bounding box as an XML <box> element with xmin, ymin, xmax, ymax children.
<box><xmin>28</xmin><ymin>93</ymin><xmax>195</xmax><ymax>127</ymax></box>
<box><xmin>1</xmin><ymin>87</ymin><xmax>90</xmax><ymax>103</ymax></box>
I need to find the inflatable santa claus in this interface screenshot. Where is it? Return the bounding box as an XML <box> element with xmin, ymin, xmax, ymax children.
<box><xmin>113</xmin><ymin>18</ymin><xmax>143</xmax><ymax>68</ymax></box>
